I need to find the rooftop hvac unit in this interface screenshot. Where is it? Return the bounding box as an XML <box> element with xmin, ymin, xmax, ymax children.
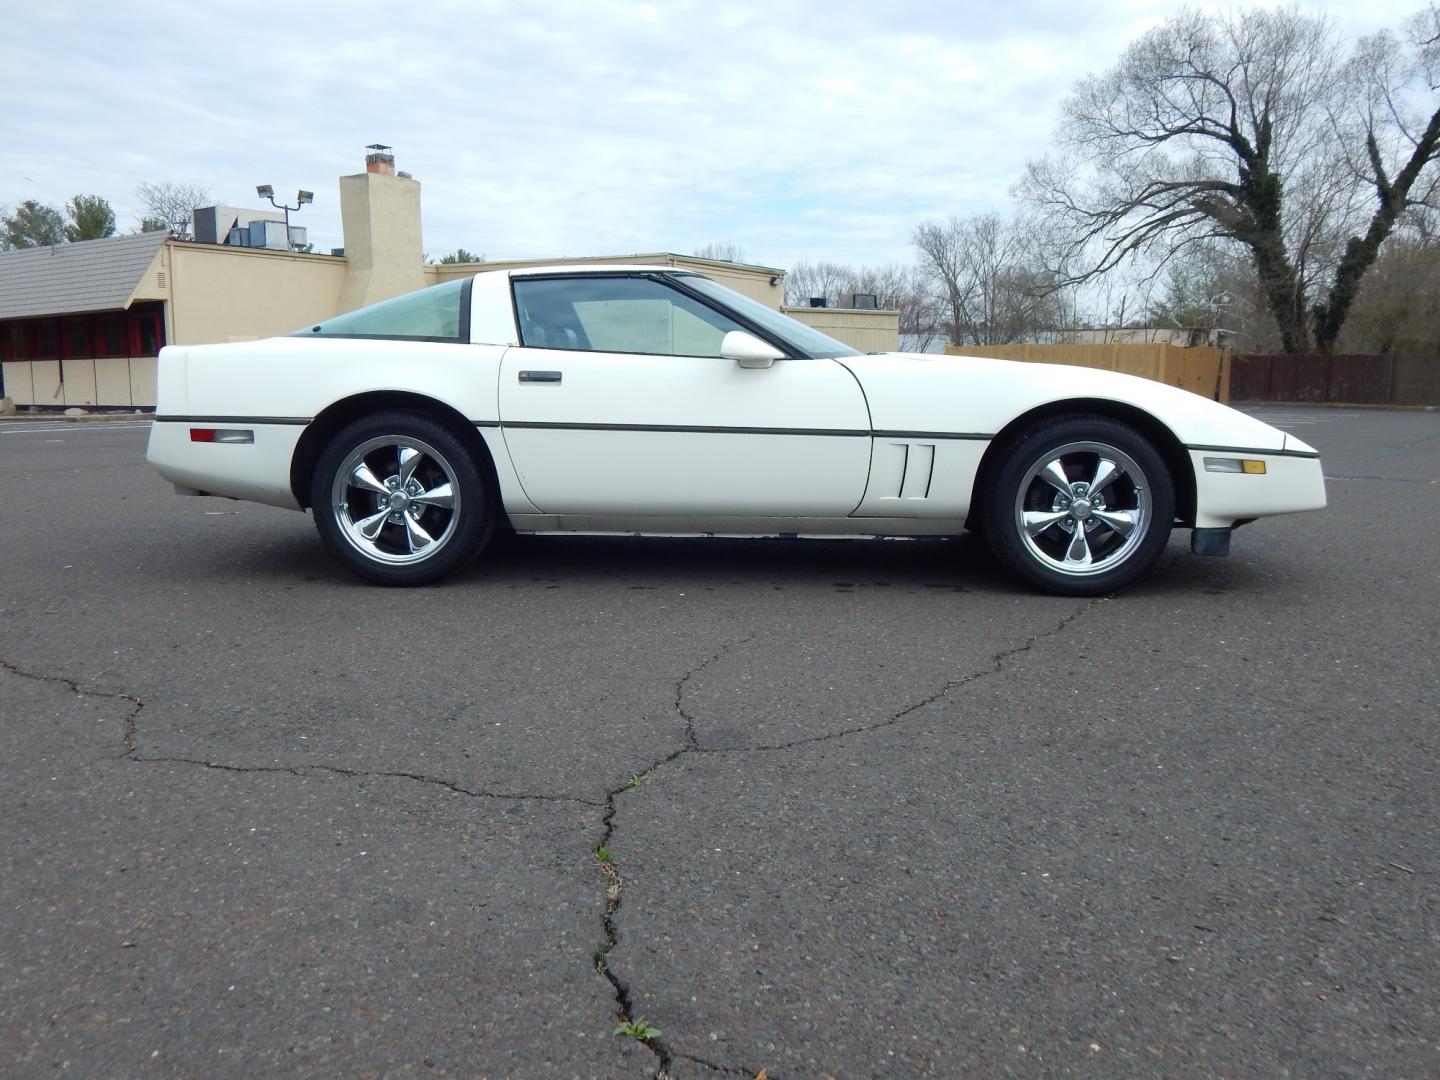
<box><xmin>227</xmin><ymin>226</ymin><xmax>248</xmax><ymax>247</ymax></box>
<box><xmin>195</xmin><ymin>205</ymin><xmax>286</xmax><ymax>245</ymax></box>
<box><xmin>808</xmin><ymin>297</ymin><xmax>827</xmax><ymax>308</ymax></box>
<box><xmin>249</xmin><ymin>220</ymin><xmax>289</xmax><ymax>250</ymax></box>
<box><xmin>288</xmin><ymin>226</ymin><xmax>307</xmax><ymax>249</ymax></box>
<box><xmin>850</xmin><ymin>293</ymin><xmax>878</xmax><ymax>310</ymax></box>
<box><xmin>193</xmin><ymin>206</ymin><xmax>225</xmax><ymax>245</ymax></box>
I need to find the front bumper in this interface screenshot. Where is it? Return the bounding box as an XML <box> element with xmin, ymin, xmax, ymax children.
<box><xmin>1188</xmin><ymin>447</ymin><xmax>1327</xmax><ymax>530</ymax></box>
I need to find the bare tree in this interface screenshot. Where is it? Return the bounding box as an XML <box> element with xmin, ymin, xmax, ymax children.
<box><xmin>912</xmin><ymin>219</ymin><xmax>975</xmax><ymax>344</ymax></box>
<box><xmin>782</xmin><ymin>261</ymin><xmax>944</xmax><ymax>351</ymax></box>
<box><xmin>859</xmin><ymin>265</ymin><xmax>945</xmax><ymax>351</ymax></box>
<box><xmin>135</xmin><ymin>181</ymin><xmax>212</xmax><ymax>240</ymax></box>
<box><xmin>913</xmin><ymin>214</ymin><xmax>1065</xmax><ymax>345</ymax></box>
<box><xmin>783</xmin><ymin>261</ymin><xmax>858</xmax><ymax>306</ymax></box>
<box><xmin>691</xmin><ymin>241</ymin><xmax>748</xmax><ymax>263</ymax></box>
<box><xmin>1019</xmin><ymin>6</ymin><xmax>1440</xmax><ymax>353</ymax></box>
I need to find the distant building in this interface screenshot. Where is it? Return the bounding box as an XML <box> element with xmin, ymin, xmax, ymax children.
<box><xmin>1</xmin><ymin>148</ymin><xmax>897</xmax><ymax>410</ymax></box>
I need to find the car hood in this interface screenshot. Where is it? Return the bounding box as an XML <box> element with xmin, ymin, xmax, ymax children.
<box><xmin>839</xmin><ymin>351</ymin><xmax>1298</xmax><ymax>453</ymax></box>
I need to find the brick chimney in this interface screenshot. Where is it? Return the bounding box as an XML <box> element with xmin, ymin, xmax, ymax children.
<box><xmin>365</xmin><ymin>143</ymin><xmax>396</xmax><ymax>175</ymax></box>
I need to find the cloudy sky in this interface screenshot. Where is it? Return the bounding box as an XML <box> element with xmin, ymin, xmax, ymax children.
<box><xmin>3</xmin><ymin>0</ymin><xmax>1423</xmax><ymax>270</ymax></box>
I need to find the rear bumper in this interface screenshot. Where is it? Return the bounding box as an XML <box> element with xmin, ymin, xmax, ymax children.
<box><xmin>146</xmin><ymin>419</ymin><xmax>305</xmax><ymax>510</ymax></box>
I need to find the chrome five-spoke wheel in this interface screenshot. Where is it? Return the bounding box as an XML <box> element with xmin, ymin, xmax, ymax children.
<box><xmin>985</xmin><ymin>416</ymin><xmax>1174</xmax><ymax>595</ymax></box>
<box><xmin>1016</xmin><ymin>442</ymin><xmax>1148</xmax><ymax>577</ymax></box>
<box><xmin>332</xmin><ymin>435</ymin><xmax>461</xmax><ymax>565</ymax></box>
<box><xmin>312</xmin><ymin>411</ymin><xmax>494</xmax><ymax>585</ymax></box>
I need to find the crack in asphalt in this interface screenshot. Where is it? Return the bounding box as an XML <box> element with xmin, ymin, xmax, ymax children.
<box><xmin>1376</xmin><ymin>428</ymin><xmax>1440</xmax><ymax>456</ymax></box>
<box><xmin>129</xmin><ymin>756</ymin><xmax>604</xmax><ymax>806</ymax></box>
<box><xmin>0</xmin><ymin>656</ymin><xmax>599</xmax><ymax>807</ymax></box>
<box><xmin>595</xmin><ymin>597</ymin><xmax>1106</xmax><ymax>1076</ymax></box>
<box><xmin>0</xmin><ymin>657</ymin><xmax>144</xmax><ymax>750</ymax></box>
<box><xmin>701</xmin><ymin>599</ymin><xmax>1102</xmax><ymax>755</ymax></box>
<box><xmin>675</xmin><ymin>634</ymin><xmax>758</xmax><ymax>750</ymax></box>
<box><xmin>594</xmin><ymin>638</ymin><xmax>755</xmax><ymax>1079</ymax></box>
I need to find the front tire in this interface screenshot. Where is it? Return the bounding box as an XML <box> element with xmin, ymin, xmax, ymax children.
<box><xmin>311</xmin><ymin>412</ymin><xmax>494</xmax><ymax>585</ymax></box>
<box><xmin>984</xmin><ymin>416</ymin><xmax>1174</xmax><ymax>596</ymax></box>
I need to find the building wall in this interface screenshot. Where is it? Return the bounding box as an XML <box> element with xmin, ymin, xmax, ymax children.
<box><xmin>783</xmin><ymin>307</ymin><xmax>900</xmax><ymax>353</ymax></box>
<box><xmin>166</xmin><ymin>242</ymin><xmax>348</xmax><ymax>345</ymax></box>
<box><xmin>2</xmin><ymin>296</ymin><xmax>167</xmax><ymax>408</ymax></box>
<box><xmin>3</xmin><ymin>243</ymin><xmax>346</xmax><ymax>408</ymax></box>
<box><xmin>667</xmin><ymin>256</ymin><xmax>783</xmax><ymax>307</ymax></box>
<box><xmin>7</xmin><ymin>352</ymin><xmax>161</xmax><ymax>409</ymax></box>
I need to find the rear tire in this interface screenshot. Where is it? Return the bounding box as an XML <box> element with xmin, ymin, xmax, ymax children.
<box><xmin>984</xmin><ymin>416</ymin><xmax>1173</xmax><ymax>596</ymax></box>
<box><xmin>311</xmin><ymin>412</ymin><xmax>494</xmax><ymax>585</ymax></box>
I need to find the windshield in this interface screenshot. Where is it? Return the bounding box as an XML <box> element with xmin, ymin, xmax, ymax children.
<box><xmin>676</xmin><ymin>275</ymin><xmax>861</xmax><ymax>359</ymax></box>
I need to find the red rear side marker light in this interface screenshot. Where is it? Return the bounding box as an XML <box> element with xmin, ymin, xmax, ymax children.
<box><xmin>189</xmin><ymin>428</ymin><xmax>254</xmax><ymax>444</ymax></box>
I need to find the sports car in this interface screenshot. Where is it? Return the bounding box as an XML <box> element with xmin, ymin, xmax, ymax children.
<box><xmin>146</xmin><ymin>266</ymin><xmax>1326</xmax><ymax>595</ymax></box>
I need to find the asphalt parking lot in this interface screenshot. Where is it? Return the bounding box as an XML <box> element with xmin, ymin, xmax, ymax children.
<box><xmin>1</xmin><ymin>405</ymin><xmax>1436</xmax><ymax>1078</ymax></box>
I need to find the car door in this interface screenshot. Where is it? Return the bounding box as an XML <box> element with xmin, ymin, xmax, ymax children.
<box><xmin>497</xmin><ymin>273</ymin><xmax>872</xmax><ymax>517</ymax></box>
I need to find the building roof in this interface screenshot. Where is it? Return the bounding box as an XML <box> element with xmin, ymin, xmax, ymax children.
<box><xmin>0</xmin><ymin>230</ymin><xmax>168</xmax><ymax>320</ymax></box>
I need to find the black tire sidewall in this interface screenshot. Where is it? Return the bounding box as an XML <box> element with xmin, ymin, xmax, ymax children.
<box><xmin>311</xmin><ymin>412</ymin><xmax>493</xmax><ymax>585</ymax></box>
<box><xmin>985</xmin><ymin>416</ymin><xmax>1175</xmax><ymax>596</ymax></box>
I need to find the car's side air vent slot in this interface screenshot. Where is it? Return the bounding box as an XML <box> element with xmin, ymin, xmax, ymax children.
<box><xmin>894</xmin><ymin>442</ymin><xmax>936</xmax><ymax>500</ymax></box>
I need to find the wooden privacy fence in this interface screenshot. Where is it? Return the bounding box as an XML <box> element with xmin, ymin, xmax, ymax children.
<box><xmin>943</xmin><ymin>342</ymin><xmax>1231</xmax><ymax>403</ymax></box>
<box><xmin>1229</xmin><ymin>352</ymin><xmax>1440</xmax><ymax>406</ymax></box>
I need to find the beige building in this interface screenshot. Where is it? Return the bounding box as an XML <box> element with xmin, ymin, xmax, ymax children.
<box><xmin>0</xmin><ymin>149</ymin><xmax>897</xmax><ymax>410</ymax></box>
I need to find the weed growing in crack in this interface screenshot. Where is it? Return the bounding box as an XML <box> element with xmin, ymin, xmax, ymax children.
<box><xmin>627</xmin><ymin>773</ymin><xmax>644</xmax><ymax>788</ymax></box>
<box><xmin>594</xmin><ymin>843</ymin><xmax>612</xmax><ymax>863</ymax></box>
<box><xmin>613</xmin><ymin>1017</ymin><xmax>662</xmax><ymax>1042</ymax></box>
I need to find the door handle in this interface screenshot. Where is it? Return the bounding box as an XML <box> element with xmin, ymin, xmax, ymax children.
<box><xmin>519</xmin><ymin>370</ymin><xmax>562</xmax><ymax>384</ymax></box>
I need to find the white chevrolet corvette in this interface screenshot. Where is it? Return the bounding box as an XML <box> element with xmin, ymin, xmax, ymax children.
<box><xmin>146</xmin><ymin>266</ymin><xmax>1326</xmax><ymax>594</ymax></box>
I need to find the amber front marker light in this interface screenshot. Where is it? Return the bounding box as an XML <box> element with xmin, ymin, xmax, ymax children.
<box><xmin>1204</xmin><ymin>456</ymin><xmax>1266</xmax><ymax>475</ymax></box>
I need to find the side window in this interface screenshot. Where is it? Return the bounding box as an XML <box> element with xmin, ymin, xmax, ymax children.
<box><xmin>512</xmin><ymin>276</ymin><xmax>747</xmax><ymax>357</ymax></box>
<box><xmin>99</xmin><ymin>316</ymin><xmax>124</xmax><ymax>357</ymax></box>
<box><xmin>297</xmin><ymin>279</ymin><xmax>470</xmax><ymax>341</ymax></box>
<box><xmin>35</xmin><ymin>320</ymin><xmax>59</xmax><ymax>360</ymax></box>
<box><xmin>63</xmin><ymin>318</ymin><xmax>90</xmax><ymax>359</ymax></box>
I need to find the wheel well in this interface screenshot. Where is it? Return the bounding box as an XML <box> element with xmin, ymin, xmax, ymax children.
<box><xmin>967</xmin><ymin>399</ymin><xmax>1197</xmax><ymax>532</ymax></box>
<box><xmin>290</xmin><ymin>391</ymin><xmax>501</xmax><ymax>509</ymax></box>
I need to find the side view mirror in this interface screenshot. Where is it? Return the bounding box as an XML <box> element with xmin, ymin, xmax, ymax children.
<box><xmin>721</xmin><ymin>330</ymin><xmax>785</xmax><ymax>369</ymax></box>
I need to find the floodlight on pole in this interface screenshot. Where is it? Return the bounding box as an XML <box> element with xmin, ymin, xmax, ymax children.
<box><xmin>254</xmin><ymin>183</ymin><xmax>313</xmax><ymax>250</ymax></box>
